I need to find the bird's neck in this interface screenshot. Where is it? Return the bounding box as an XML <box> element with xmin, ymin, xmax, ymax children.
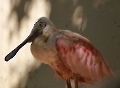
<box><xmin>42</xmin><ymin>25</ymin><xmax>57</xmax><ymax>38</ymax></box>
<box><xmin>32</xmin><ymin>35</ymin><xmax>47</xmax><ymax>45</ymax></box>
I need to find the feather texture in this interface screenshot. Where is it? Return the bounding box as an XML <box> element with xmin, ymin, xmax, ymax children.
<box><xmin>55</xmin><ymin>30</ymin><xmax>113</xmax><ymax>83</ymax></box>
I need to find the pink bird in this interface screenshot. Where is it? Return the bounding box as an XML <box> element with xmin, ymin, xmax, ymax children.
<box><xmin>5</xmin><ymin>17</ymin><xmax>114</xmax><ymax>88</ymax></box>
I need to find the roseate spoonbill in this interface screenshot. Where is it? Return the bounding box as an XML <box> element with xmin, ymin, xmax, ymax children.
<box><xmin>5</xmin><ymin>17</ymin><xmax>114</xmax><ymax>88</ymax></box>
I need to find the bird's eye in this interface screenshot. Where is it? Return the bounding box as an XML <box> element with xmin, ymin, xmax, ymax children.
<box><xmin>39</xmin><ymin>23</ymin><xmax>42</xmax><ymax>26</ymax></box>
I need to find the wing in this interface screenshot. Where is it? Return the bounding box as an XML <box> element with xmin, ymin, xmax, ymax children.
<box><xmin>55</xmin><ymin>30</ymin><xmax>113</xmax><ymax>81</ymax></box>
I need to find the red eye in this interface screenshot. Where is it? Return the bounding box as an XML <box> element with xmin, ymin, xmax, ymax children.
<box><xmin>39</xmin><ymin>23</ymin><xmax>42</xmax><ymax>26</ymax></box>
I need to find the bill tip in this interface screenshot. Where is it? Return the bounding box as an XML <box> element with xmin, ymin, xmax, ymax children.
<box><xmin>5</xmin><ymin>56</ymin><xmax>10</xmax><ymax>62</ymax></box>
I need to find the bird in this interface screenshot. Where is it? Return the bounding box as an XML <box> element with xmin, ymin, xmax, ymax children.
<box><xmin>5</xmin><ymin>17</ymin><xmax>114</xmax><ymax>88</ymax></box>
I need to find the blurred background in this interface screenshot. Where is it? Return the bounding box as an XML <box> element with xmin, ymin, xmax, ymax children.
<box><xmin>0</xmin><ymin>0</ymin><xmax>120</xmax><ymax>88</ymax></box>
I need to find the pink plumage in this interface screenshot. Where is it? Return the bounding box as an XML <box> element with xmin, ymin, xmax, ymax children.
<box><xmin>5</xmin><ymin>17</ymin><xmax>114</xmax><ymax>88</ymax></box>
<box><xmin>55</xmin><ymin>30</ymin><xmax>113</xmax><ymax>84</ymax></box>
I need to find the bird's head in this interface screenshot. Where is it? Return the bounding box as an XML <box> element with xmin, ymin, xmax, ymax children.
<box><xmin>5</xmin><ymin>17</ymin><xmax>57</xmax><ymax>61</ymax></box>
<box><xmin>29</xmin><ymin>17</ymin><xmax>57</xmax><ymax>42</ymax></box>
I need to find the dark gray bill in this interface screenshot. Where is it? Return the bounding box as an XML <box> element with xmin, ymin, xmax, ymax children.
<box><xmin>5</xmin><ymin>32</ymin><xmax>34</xmax><ymax>61</ymax></box>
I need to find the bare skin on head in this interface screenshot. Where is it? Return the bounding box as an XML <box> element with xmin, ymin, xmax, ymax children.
<box><xmin>5</xmin><ymin>17</ymin><xmax>114</xmax><ymax>88</ymax></box>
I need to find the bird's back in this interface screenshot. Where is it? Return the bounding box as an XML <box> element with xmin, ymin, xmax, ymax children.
<box><xmin>47</xmin><ymin>29</ymin><xmax>114</xmax><ymax>84</ymax></box>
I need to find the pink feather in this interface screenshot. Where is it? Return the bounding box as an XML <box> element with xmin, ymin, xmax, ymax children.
<box><xmin>55</xmin><ymin>32</ymin><xmax>113</xmax><ymax>84</ymax></box>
